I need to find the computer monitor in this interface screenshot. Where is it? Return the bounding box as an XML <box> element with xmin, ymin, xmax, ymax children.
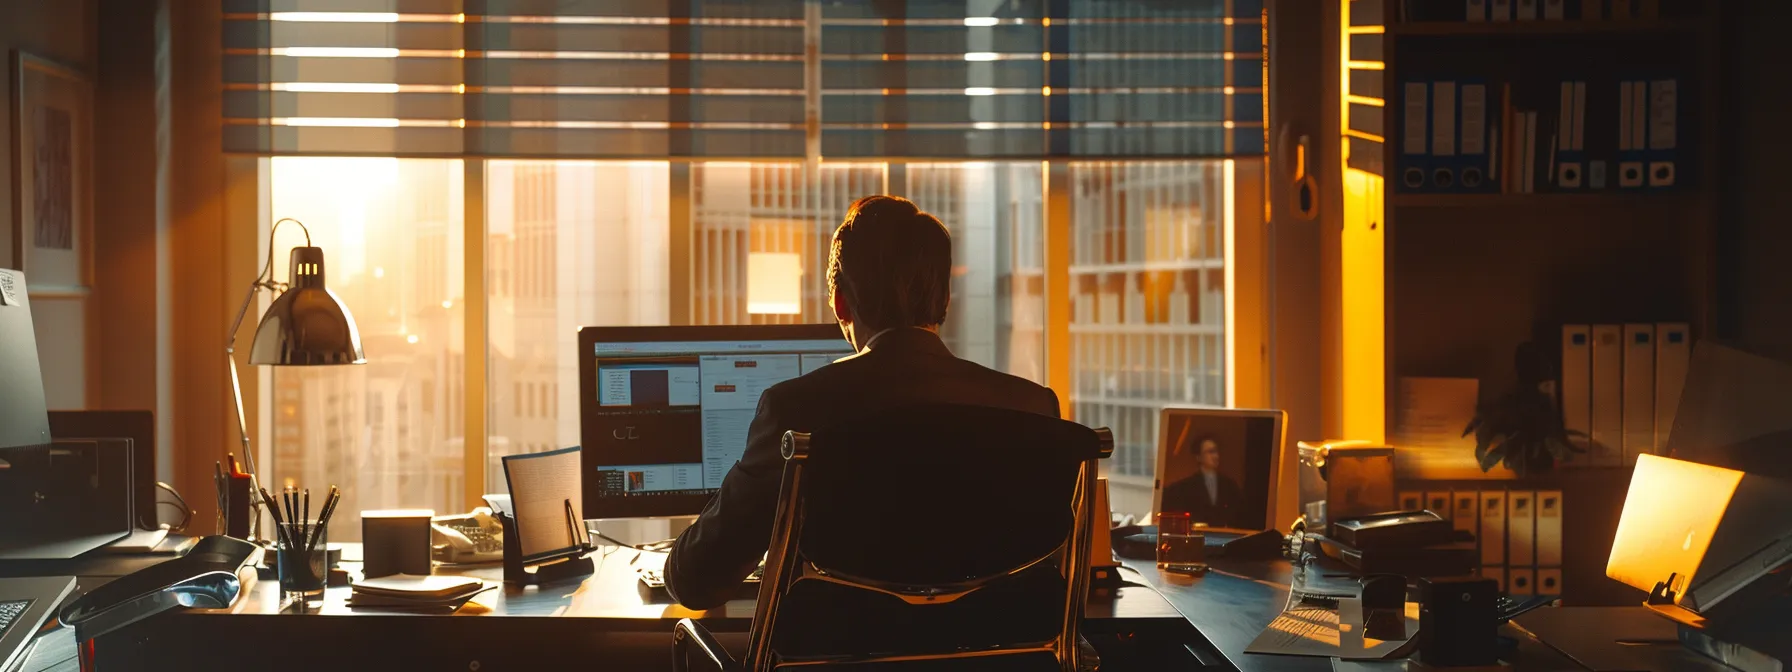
<box><xmin>578</xmin><ymin>324</ymin><xmax>854</xmax><ymax>519</ymax></box>
<box><xmin>1152</xmin><ymin>407</ymin><xmax>1286</xmax><ymax>532</ymax></box>
<box><xmin>0</xmin><ymin>268</ymin><xmax>51</xmax><ymax>450</ymax></box>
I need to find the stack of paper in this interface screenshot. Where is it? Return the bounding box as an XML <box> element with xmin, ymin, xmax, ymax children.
<box><xmin>348</xmin><ymin>574</ymin><xmax>490</xmax><ymax>609</ymax></box>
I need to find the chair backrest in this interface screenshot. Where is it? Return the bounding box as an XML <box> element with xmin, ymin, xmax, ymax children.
<box><xmin>743</xmin><ymin>404</ymin><xmax>1111</xmax><ymax>671</ymax></box>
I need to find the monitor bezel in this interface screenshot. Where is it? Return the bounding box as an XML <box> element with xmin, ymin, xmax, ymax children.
<box><xmin>577</xmin><ymin>324</ymin><xmax>851</xmax><ymax>520</ymax></box>
<box><xmin>1150</xmin><ymin>407</ymin><xmax>1288</xmax><ymax>533</ymax></box>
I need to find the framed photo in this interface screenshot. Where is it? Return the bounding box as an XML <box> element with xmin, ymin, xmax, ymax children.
<box><xmin>11</xmin><ymin>51</ymin><xmax>92</xmax><ymax>292</ymax></box>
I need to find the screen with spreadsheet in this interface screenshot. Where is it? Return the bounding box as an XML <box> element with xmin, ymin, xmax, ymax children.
<box><xmin>579</xmin><ymin>325</ymin><xmax>852</xmax><ymax>518</ymax></box>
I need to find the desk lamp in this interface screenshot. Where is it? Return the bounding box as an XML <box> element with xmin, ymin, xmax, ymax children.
<box><xmin>225</xmin><ymin>217</ymin><xmax>365</xmax><ymax>540</ymax></box>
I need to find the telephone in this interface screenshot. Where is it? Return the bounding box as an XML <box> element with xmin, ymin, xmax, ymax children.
<box><xmin>431</xmin><ymin>507</ymin><xmax>504</xmax><ymax>564</ymax></box>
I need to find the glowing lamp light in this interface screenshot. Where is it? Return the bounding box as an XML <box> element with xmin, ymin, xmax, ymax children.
<box><xmin>746</xmin><ymin>252</ymin><xmax>803</xmax><ymax>315</ymax></box>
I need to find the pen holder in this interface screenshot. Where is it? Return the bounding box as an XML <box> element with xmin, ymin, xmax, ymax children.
<box><xmin>276</xmin><ymin>521</ymin><xmax>328</xmax><ymax>599</ymax></box>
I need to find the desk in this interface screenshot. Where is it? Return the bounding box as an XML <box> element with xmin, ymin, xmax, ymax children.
<box><xmin>70</xmin><ymin>547</ymin><xmax>1201</xmax><ymax>671</ymax></box>
<box><xmin>1117</xmin><ymin>557</ymin><xmax>1729</xmax><ymax>672</ymax></box>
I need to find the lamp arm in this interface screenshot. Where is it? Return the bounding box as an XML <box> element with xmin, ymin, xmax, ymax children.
<box><xmin>226</xmin><ymin>280</ymin><xmax>263</xmax><ymax>476</ymax></box>
<box><xmin>227</xmin><ymin>216</ymin><xmax>308</xmax><ymax>477</ymax></box>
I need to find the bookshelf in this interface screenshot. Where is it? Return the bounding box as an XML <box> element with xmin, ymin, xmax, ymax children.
<box><xmin>1348</xmin><ymin>0</ymin><xmax>1721</xmax><ymax>606</ymax></box>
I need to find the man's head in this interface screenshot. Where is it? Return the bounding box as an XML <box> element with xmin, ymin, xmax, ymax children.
<box><xmin>1196</xmin><ymin>435</ymin><xmax>1221</xmax><ymax>473</ymax></box>
<box><xmin>827</xmin><ymin>195</ymin><xmax>952</xmax><ymax>349</ymax></box>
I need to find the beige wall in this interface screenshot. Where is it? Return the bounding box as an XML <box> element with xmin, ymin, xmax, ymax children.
<box><xmin>1</xmin><ymin>0</ymin><xmax>97</xmax><ymax>408</ymax></box>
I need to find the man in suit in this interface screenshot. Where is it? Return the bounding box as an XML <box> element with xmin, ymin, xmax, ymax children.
<box><xmin>1161</xmin><ymin>435</ymin><xmax>1246</xmax><ymax>529</ymax></box>
<box><xmin>666</xmin><ymin>195</ymin><xmax>1061</xmax><ymax>610</ymax></box>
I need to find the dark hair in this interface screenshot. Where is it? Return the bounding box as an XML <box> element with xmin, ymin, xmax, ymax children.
<box><xmin>827</xmin><ymin>195</ymin><xmax>952</xmax><ymax>331</ymax></box>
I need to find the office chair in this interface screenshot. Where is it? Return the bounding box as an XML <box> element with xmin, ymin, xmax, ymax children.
<box><xmin>673</xmin><ymin>404</ymin><xmax>1113</xmax><ymax>672</ymax></box>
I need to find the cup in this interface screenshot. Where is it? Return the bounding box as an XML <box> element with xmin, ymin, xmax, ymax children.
<box><xmin>1156</xmin><ymin>512</ymin><xmax>1208</xmax><ymax>574</ymax></box>
<box><xmin>277</xmin><ymin>521</ymin><xmax>328</xmax><ymax>600</ymax></box>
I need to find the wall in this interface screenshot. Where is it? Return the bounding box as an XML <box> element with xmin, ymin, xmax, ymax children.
<box><xmin>1</xmin><ymin>0</ymin><xmax>97</xmax><ymax>408</ymax></box>
<box><xmin>1722</xmin><ymin>2</ymin><xmax>1792</xmax><ymax>360</ymax></box>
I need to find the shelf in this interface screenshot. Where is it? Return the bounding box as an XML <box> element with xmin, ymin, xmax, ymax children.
<box><xmin>1390</xmin><ymin>19</ymin><xmax>1687</xmax><ymax>37</ymax></box>
<box><xmin>1390</xmin><ymin>191</ymin><xmax>1693</xmax><ymax>209</ymax></box>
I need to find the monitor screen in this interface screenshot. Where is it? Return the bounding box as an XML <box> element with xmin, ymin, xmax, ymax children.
<box><xmin>578</xmin><ymin>325</ymin><xmax>854</xmax><ymax>519</ymax></box>
<box><xmin>1152</xmin><ymin>408</ymin><xmax>1285</xmax><ymax>531</ymax></box>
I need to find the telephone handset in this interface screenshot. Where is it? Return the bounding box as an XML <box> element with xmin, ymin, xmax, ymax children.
<box><xmin>431</xmin><ymin>507</ymin><xmax>504</xmax><ymax>564</ymax></box>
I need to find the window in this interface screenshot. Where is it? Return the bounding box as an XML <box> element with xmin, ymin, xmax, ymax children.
<box><xmin>244</xmin><ymin>1</ymin><xmax>1264</xmax><ymax>522</ymax></box>
<box><xmin>484</xmin><ymin>161</ymin><xmax>670</xmax><ymax>493</ymax></box>
<box><xmin>266</xmin><ymin>157</ymin><xmax>465</xmax><ymax>540</ymax></box>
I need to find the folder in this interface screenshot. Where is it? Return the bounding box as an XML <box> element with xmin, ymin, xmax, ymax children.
<box><xmin>1509</xmin><ymin>568</ymin><xmax>1536</xmax><ymax>596</ymax></box>
<box><xmin>1508</xmin><ymin>491</ymin><xmax>1536</xmax><ymax>569</ymax></box>
<box><xmin>1516</xmin><ymin>0</ymin><xmax>1539</xmax><ymax>19</ymax></box>
<box><xmin>1522</xmin><ymin>111</ymin><xmax>1538</xmax><ymax>194</ymax></box>
<box><xmin>1452</xmin><ymin>492</ymin><xmax>1479</xmax><ymax>542</ymax></box>
<box><xmin>1459</xmin><ymin>82</ymin><xmax>1496</xmax><ymax>192</ymax></box>
<box><xmin>1483</xmin><ymin>566</ymin><xmax>1506</xmax><ymax>593</ymax></box>
<box><xmin>1654</xmin><ymin>322</ymin><xmax>1691</xmax><ymax>448</ymax></box>
<box><xmin>1537</xmin><ymin>568</ymin><xmax>1563</xmax><ymax>597</ymax></box>
<box><xmin>1590</xmin><ymin>325</ymin><xmax>1624</xmax><ymax>466</ymax></box>
<box><xmin>1543</xmin><ymin>0</ymin><xmax>1566</xmax><ymax>19</ymax></box>
<box><xmin>1647</xmin><ymin>78</ymin><xmax>1678</xmax><ymax>188</ymax></box>
<box><xmin>1480</xmin><ymin>490</ymin><xmax>1507</xmax><ymax>567</ymax></box>
<box><xmin>1557</xmin><ymin>81</ymin><xmax>1587</xmax><ymax>189</ymax></box>
<box><xmin>1491</xmin><ymin>0</ymin><xmax>1513</xmax><ymax>21</ymax></box>
<box><xmin>1618</xmin><ymin>81</ymin><xmax>1647</xmax><ymax>188</ymax></box>
<box><xmin>1536</xmin><ymin>490</ymin><xmax>1563</xmax><ymax>566</ymax></box>
<box><xmin>1467</xmin><ymin>0</ymin><xmax>1489</xmax><ymax>21</ymax></box>
<box><xmin>1622</xmin><ymin>324</ymin><xmax>1657</xmax><ymax>464</ymax></box>
<box><xmin>1400</xmin><ymin>490</ymin><xmax>1424</xmax><ymax>513</ymax></box>
<box><xmin>1562</xmin><ymin>326</ymin><xmax>1593</xmax><ymax>455</ymax></box>
<box><xmin>1401</xmin><ymin>81</ymin><xmax>1430</xmax><ymax>192</ymax></box>
<box><xmin>1427</xmin><ymin>492</ymin><xmax>1453</xmax><ymax>519</ymax></box>
<box><xmin>1432</xmin><ymin>81</ymin><xmax>1458</xmax><ymax>191</ymax></box>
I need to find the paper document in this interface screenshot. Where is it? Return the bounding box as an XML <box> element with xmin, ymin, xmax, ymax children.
<box><xmin>1246</xmin><ymin>600</ymin><xmax>1419</xmax><ymax>659</ymax></box>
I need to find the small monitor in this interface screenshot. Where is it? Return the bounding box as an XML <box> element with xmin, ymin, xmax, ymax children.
<box><xmin>578</xmin><ymin>324</ymin><xmax>854</xmax><ymax>519</ymax></box>
<box><xmin>1152</xmin><ymin>408</ymin><xmax>1286</xmax><ymax>532</ymax></box>
<box><xmin>0</xmin><ymin>268</ymin><xmax>50</xmax><ymax>450</ymax></box>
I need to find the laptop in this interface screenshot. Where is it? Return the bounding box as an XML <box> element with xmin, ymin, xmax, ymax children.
<box><xmin>0</xmin><ymin>576</ymin><xmax>76</xmax><ymax>672</ymax></box>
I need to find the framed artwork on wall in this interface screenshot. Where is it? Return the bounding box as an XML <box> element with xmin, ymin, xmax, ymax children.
<box><xmin>11</xmin><ymin>51</ymin><xmax>92</xmax><ymax>293</ymax></box>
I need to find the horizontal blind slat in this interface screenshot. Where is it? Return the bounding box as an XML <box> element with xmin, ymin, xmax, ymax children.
<box><xmin>224</xmin><ymin>0</ymin><xmax>1264</xmax><ymax>159</ymax></box>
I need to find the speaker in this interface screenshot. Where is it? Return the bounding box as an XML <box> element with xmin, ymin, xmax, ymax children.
<box><xmin>1418</xmin><ymin>576</ymin><xmax>1499</xmax><ymax>667</ymax></box>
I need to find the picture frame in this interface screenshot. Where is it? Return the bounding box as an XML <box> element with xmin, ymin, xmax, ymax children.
<box><xmin>10</xmin><ymin>51</ymin><xmax>92</xmax><ymax>293</ymax></box>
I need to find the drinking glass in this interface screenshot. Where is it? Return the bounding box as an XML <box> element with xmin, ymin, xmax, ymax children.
<box><xmin>1156</xmin><ymin>512</ymin><xmax>1208</xmax><ymax>574</ymax></box>
<box><xmin>276</xmin><ymin>521</ymin><xmax>328</xmax><ymax>603</ymax></box>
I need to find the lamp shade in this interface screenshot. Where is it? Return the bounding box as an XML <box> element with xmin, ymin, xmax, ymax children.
<box><xmin>250</xmin><ymin>246</ymin><xmax>365</xmax><ymax>366</ymax></box>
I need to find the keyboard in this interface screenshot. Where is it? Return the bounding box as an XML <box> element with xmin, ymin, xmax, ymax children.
<box><xmin>637</xmin><ymin>566</ymin><xmax>764</xmax><ymax>605</ymax></box>
<box><xmin>0</xmin><ymin>600</ymin><xmax>27</xmax><ymax>638</ymax></box>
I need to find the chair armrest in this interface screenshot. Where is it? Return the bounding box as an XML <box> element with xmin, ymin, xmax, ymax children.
<box><xmin>672</xmin><ymin>618</ymin><xmax>741</xmax><ymax>672</ymax></box>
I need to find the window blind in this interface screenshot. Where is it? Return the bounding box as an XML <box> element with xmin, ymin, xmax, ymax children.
<box><xmin>223</xmin><ymin>0</ymin><xmax>1263</xmax><ymax>159</ymax></box>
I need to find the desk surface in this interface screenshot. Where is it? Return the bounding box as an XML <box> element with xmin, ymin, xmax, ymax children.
<box><xmin>1116</xmin><ymin>556</ymin><xmax>1729</xmax><ymax>672</ymax></box>
<box><xmin>204</xmin><ymin>546</ymin><xmax>1189</xmax><ymax>627</ymax></box>
<box><xmin>14</xmin><ymin>544</ymin><xmax>1732</xmax><ymax>672</ymax></box>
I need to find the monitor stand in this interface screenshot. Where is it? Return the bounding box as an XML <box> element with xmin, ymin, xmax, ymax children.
<box><xmin>585</xmin><ymin>516</ymin><xmax>696</xmax><ymax>550</ymax></box>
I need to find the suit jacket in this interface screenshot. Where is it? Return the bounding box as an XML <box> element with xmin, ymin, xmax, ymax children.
<box><xmin>1161</xmin><ymin>471</ymin><xmax>1247</xmax><ymax>529</ymax></box>
<box><xmin>665</xmin><ymin>327</ymin><xmax>1061</xmax><ymax>610</ymax></box>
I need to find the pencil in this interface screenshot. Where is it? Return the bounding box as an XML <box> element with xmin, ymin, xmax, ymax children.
<box><xmin>307</xmin><ymin>486</ymin><xmax>340</xmax><ymax>553</ymax></box>
<box><xmin>260</xmin><ymin>487</ymin><xmax>291</xmax><ymax>548</ymax></box>
<box><xmin>301</xmin><ymin>489</ymin><xmax>311</xmax><ymax>550</ymax></box>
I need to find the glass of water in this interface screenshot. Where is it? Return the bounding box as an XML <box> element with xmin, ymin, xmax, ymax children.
<box><xmin>1156</xmin><ymin>512</ymin><xmax>1208</xmax><ymax>574</ymax></box>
